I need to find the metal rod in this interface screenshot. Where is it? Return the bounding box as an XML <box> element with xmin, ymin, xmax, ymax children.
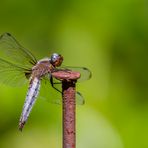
<box><xmin>62</xmin><ymin>80</ymin><xmax>76</xmax><ymax>148</ymax></box>
<box><xmin>52</xmin><ymin>70</ymin><xmax>80</xmax><ymax>148</ymax></box>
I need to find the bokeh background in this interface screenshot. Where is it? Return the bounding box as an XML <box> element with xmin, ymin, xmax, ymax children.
<box><xmin>0</xmin><ymin>0</ymin><xmax>148</xmax><ymax>148</ymax></box>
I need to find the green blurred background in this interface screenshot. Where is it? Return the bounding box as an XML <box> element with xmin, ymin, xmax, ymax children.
<box><xmin>0</xmin><ymin>0</ymin><xmax>148</xmax><ymax>148</ymax></box>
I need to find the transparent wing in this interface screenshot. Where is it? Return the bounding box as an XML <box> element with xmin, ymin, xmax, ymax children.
<box><xmin>0</xmin><ymin>33</ymin><xmax>37</xmax><ymax>69</ymax></box>
<box><xmin>58</xmin><ymin>66</ymin><xmax>92</xmax><ymax>82</ymax></box>
<box><xmin>0</xmin><ymin>58</ymin><xmax>30</xmax><ymax>86</ymax></box>
<box><xmin>39</xmin><ymin>75</ymin><xmax>85</xmax><ymax>105</ymax></box>
<box><xmin>76</xmin><ymin>91</ymin><xmax>85</xmax><ymax>105</ymax></box>
<box><xmin>45</xmin><ymin>91</ymin><xmax>85</xmax><ymax>105</ymax></box>
<box><xmin>39</xmin><ymin>76</ymin><xmax>61</xmax><ymax>104</ymax></box>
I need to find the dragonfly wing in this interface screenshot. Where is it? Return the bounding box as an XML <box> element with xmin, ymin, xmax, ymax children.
<box><xmin>0</xmin><ymin>33</ymin><xmax>37</xmax><ymax>69</ymax></box>
<box><xmin>0</xmin><ymin>58</ymin><xmax>30</xmax><ymax>86</ymax></box>
<box><xmin>58</xmin><ymin>66</ymin><xmax>92</xmax><ymax>82</ymax></box>
<box><xmin>39</xmin><ymin>75</ymin><xmax>85</xmax><ymax>105</ymax></box>
<box><xmin>39</xmin><ymin>75</ymin><xmax>61</xmax><ymax>104</ymax></box>
<box><xmin>41</xmin><ymin>91</ymin><xmax>85</xmax><ymax>105</ymax></box>
<box><xmin>76</xmin><ymin>91</ymin><xmax>85</xmax><ymax>105</ymax></box>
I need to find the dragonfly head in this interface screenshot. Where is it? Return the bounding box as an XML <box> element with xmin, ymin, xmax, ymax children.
<box><xmin>50</xmin><ymin>53</ymin><xmax>63</xmax><ymax>67</ymax></box>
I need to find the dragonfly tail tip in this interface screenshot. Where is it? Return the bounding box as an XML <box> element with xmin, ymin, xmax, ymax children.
<box><xmin>19</xmin><ymin>121</ymin><xmax>26</xmax><ymax>131</ymax></box>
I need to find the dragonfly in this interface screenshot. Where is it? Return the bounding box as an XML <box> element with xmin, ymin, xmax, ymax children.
<box><xmin>0</xmin><ymin>33</ymin><xmax>91</xmax><ymax>131</ymax></box>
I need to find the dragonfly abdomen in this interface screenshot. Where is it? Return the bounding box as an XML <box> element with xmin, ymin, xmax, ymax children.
<box><xmin>19</xmin><ymin>77</ymin><xmax>40</xmax><ymax>130</ymax></box>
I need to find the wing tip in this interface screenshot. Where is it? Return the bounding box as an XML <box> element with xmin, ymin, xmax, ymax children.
<box><xmin>82</xmin><ymin>67</ymin><xmax>92</xmax><ymax>80</ymax></box>
<box><xmin>0</xmin><ymin>32</ymin><xmax>12</xmax><ymax>41</ymax></box>
<box><xmin>5</xmin><ymin>32</ymin><xmax>11</xmax><ymax>36</ymax></box>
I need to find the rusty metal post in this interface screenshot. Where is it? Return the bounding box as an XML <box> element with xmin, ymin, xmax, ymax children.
<box><xmin>52</xmin><ymin>71</ymin><xmax>80</xmax><ymax>148</ymax></box>
<box><xmin>62</xmin><ymin>80</ymin><xmax>76</xmax><ymax>148</ymax></box>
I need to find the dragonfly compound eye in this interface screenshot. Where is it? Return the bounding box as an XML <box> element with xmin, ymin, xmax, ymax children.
<box><xmin>50</xmin><ymin>53</ymin><xmax>63</xmax><ymax>67</ymax></box>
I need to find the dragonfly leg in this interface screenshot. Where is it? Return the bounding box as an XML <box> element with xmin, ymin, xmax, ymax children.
<box><xmin>50</xmin><ymin>75</ymin><xmax>62</xmax><ymax>93</ymax></box>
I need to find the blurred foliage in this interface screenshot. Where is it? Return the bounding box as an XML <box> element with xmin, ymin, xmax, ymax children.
<box><xmin>0</xmin><ymin>0</ymin><xmax>148</xmax><ymax>148</ymax></box>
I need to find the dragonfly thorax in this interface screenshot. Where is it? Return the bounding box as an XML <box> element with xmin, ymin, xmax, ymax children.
<box><xmin>37</xmin><ymin>57</ymin><xmax>50</xmax><ymax>63</ymax></box>
<box><xmin>30</xmin><ymin>53</ymin><xmax>63</xmax><ymax>79</ymax></box>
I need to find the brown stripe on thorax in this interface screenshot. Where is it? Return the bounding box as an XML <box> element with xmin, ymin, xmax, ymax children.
<box><xmin>31</xmin><ymin>60</ymin><xmax>54</xmax><ymax>79</ymax></box>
